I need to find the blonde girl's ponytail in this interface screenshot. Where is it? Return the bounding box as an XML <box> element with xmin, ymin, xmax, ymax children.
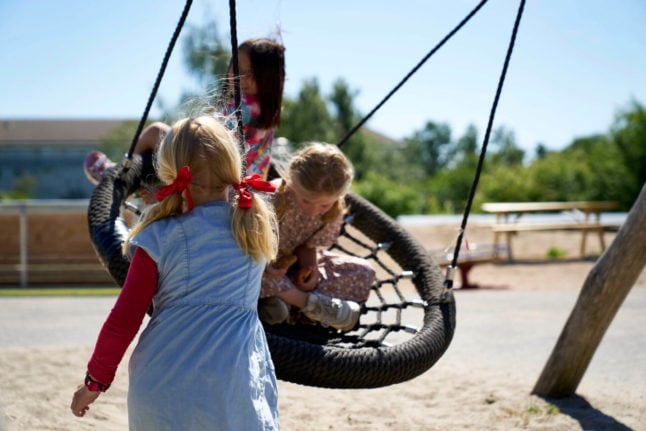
<box><xmin>123</xmin><ymin>115</ymin><xmax>278</xmax><ymax>262</ymax></box>
<box><xmin>122</xmin><ymin>126</ymin><xmax>187</xmax><ymax>255</ymax></box>
<box><xmin>230</xmin><ymin>175</ymin><xmax>278</xmax><ymax>262</ymax></box>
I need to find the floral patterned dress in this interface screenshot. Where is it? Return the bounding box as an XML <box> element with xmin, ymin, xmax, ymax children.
<box><xmin>261</xmin><ymin>187</ymin><xmax>375</xmax><ymax>303</ymax></box>
<box><xmin>224</xmin><ymin>94</ymin><xmax>274</xmax><ymax>179</ymax></box>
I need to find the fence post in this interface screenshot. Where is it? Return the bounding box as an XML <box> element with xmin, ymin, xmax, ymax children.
<box><xmin>19</xmin><ymin>203</ymin><xmax>28</xmax><ymax>287</ymax></box>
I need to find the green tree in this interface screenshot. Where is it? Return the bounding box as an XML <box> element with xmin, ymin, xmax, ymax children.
<box><xmin>581</xmin><ymin>135</ymin><xmax>633</xmax><ymax>206</ymax></box>
<box><xmin>535</xmin><ymin>143</ymin><xmax>549</xmax><ymax>160</ymax></box>
<box><xmin>476</xmin><ymin>164</ymin><xmax>531</xmax><ymax>204</ymax></box>
<box><xmin>175</xmin><ymin>18</ymin><xmax>646</xmax><ymax>215</ymax></box>
<box><xmin>557</xmin><ymin>134</ymin><xmax>634</xmax><ymax>208</ymax></box>
<box><xmin>525</xmin><ymin>148</ymin><xmax>593</xmax><ymax>201</ymax></box>
<box><xmin>402</xmin><ymin>121</ymin><xmax>453</xmax><ymax>179</ymax></box>
<box><xmin>143</xmin><ymin>19</ymin><xmax>230</xmax><ymax>119</ymax></box>
<box><xmin>182</xmin><ymin>19</ymin><xmax>229</xmax><ymax>96</ymax></box>
<box><xmin>611</xmin><ymin>99</ymin><xmax>646</xmax><ymax>206</ymax></box>
<box><xmin>476</xmin><ymin>133</ymin><xmax>632</xmax><ymax>208</ymax></box>
<box><xmin>455</xmin><ymin>124</ymin><xmax>479</xmax><ymax>162</ymax></box>
<box><xmin>327</xmin><ymin>78</ymin><xmax>393</xmax><ymax>181</ymax></box>
<box><xmin>97</xmin><ymin>121</ymin><xmax>148</xmax><ymax>162</ymax></box>
<box><xmin>489</xmin><ymin>126</ymin><xmax>524</xmax><ymax>166</ymax></box>
<box><xmin>276</xmin><ymin>78</ymin><xmax>335</xmax><ymax>146</ymax></box>
<box><xmin>353</xmin><ymin>172</ymin><xmax>423</xmax><ymax>217</ymax></box>
<box><xmin>329</xmin><ymin>78</ymin><xmax>359</xmax><ymax>137</ymax></box>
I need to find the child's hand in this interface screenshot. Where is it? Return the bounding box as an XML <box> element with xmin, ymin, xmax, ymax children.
<box><xmin>294</xmin><ymin>266</ymin><xmax>318</xmax><ymax>291</ymax></box>
<box><xmin>271</xmin><ymin>254</ymin><xmax>297</xmax><ymax>270</ymax></box>
<box><xmin>70</xmin><ymin>384</ymin><xmax>101</xmax><ymax>417</ymax></box>
<box><xmin>265</xmin><ymin>265</ymin><xmax>288</xmax><ymax>278</ymax></box>
<box><xmin>267</xmin><ymin>253</ymin><xmax>297</xmax><ymax>278</ymax></box>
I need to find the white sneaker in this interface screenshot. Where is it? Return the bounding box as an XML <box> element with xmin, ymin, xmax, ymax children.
<box><xmin>301</xmin><ymin>292</ymin><xmax>360</xmax><ymax>331</ymax></box>
<box><xmin>258</xmin><ymin>297</ymin><xmax>289</xmax><ymax>325</ymax></box>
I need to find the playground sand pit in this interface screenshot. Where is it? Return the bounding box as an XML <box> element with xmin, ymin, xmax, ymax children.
<box><xmin>0</xmin><ymin>224</ymin><xmax>644</xmax><ymax>430</ymax></box>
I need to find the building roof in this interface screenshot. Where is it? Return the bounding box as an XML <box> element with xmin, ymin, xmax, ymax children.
<box><xmin>0</xmin><ymin>119</ymin><xmax>132</xmax><ymax>144</ymax></box>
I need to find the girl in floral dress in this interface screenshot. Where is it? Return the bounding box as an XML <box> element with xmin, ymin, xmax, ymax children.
<box><xmin>260</xmin><ymin>143</ymin><xmax>376</xmax><ymax>331</ymax></box>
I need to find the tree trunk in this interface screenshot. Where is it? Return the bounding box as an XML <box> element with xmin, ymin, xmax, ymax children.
<box><xmin>532</xmin><ymin>183</ymin><xmax>646</xmax><ymax>397</ymax></box>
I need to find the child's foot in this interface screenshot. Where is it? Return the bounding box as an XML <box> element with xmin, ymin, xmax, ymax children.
<box><xmin>258</xmin><ymin>297</ymin><xmax>290</xmax><ymax>325</ymax></box>
<box><xmin>301</xmin><ymin>292</ymin><xmax>360</xmax><ymax>331</ymax></box>
<box><xmin>84</xmin><ymin>151</ymin><xmax>116</xmax><ymax>185</ymax></box>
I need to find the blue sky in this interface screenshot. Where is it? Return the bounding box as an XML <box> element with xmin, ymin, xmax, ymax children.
<box><xmin>2</xmin><ymin>0</ymin><xmax>645</xmax><ymax>155</ymax></box>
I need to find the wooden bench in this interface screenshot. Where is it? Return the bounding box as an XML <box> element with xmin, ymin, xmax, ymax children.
<box><xmin>430</xmin><ymin>243</ymin><xmax>508</xmax><ymax>288</ymax></box>
<box><xmin>482</xmin><ymin>201</ymin><xmax>621</xmax><ymax>261</ymax></box>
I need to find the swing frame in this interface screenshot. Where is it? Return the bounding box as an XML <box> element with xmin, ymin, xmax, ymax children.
<box><xmin>86</xmin><ymin>0</ymin><xmax>525</xmax><ymax>388</ymax></box>
<box><xmin>87</xmin><ymin>154</ymin><xmax>455</xmax><ymax>388</ymax></box>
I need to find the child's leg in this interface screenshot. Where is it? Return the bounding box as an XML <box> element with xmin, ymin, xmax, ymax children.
<box><xmin>276</xmin><ymin>289</ymin><xmax>309</xmax><ymax>308</ymax></box>
<box><xmin>300</xmin><ymin>292</ymin><xmax>360</xmax><ymax>331</ymax></box>
<box><xmin>131</xmin><ymin>123</ymin><xmax>169</xmax><ymax>205</ymax></box>
<box><xmin>276</xmin><ymin>288</ymin><xmax>361</xmax><ymax>331</ymax></box>
<box><xmin>259</xmin><ymin>275</ymin><xmax>362</xmax><ymax>330</ymax></box>
<box><xmin>314</xmin><ymin>252</ymin><xmax>375</xmax><ymax>303</ymax></box>
<box><xmin>134</xmin><ymin>122</ymin><xmax>170</xmax><ymax>155</ymax></box>
<box><xmin>83</xmin><ymin>151</ymin><xmax>116</xmax><ymax>185</ymax></box>
<box><xmin>83</xmin><ymin>122</ymin><xmax>170</xmax><ymax>186</ymax></box>
<box><xmin>258</xmin><ymin>289</ymin><xmax>308</xmax><ymax>325</ymax></box>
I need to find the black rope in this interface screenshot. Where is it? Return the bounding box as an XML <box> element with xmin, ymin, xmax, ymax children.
<box><xmin>336</xmin><ymin>0</ymin><xmax>489</xmax><ymax>148</ymax></box>
<box><xmin>127</xmin><ymin>0</ymin><xmax>193</xmax><ymax>159</ymax></box>
<box><xmin>445</xmin><ymin>0</ymin><xmax>526</xmax><ymax>289</ymax></box>
<box><xmin>228</xmin><ymin>0</ymin><xmax>247</xmax><ymax>177</ymax></box>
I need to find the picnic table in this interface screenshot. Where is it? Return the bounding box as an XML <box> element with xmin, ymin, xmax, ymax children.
<box><xmin>481</xmin><ymin>201</ymin><xmax>620</xmax><ymax>261</ymax></box>
<box><xmin>430</xmin><ymin>243</ymin><xmax>508</xmax><ymax>289</ymax></box>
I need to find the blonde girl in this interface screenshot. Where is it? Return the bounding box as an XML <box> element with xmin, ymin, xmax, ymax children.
<box><xmin>71</xmin><ymin>115</ymin><xmax>280</xmax><ymax>430</ymax></box>
<box><xmin>260</xmin><ymin>143</ymin><xmax>376</xmax><ymax>331</ymax></box>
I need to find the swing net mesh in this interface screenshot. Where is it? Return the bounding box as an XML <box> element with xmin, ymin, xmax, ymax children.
<box><xmin>87</xmin><ymin>154</ymin><xmax>454</xmax><ymax>388</ymax></box>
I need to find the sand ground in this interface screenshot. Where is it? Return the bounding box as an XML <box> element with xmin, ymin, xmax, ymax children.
<box><xmin>0</xmin><ymin>223</ymin><xmax>644</xmax><ymax>430</ymax></box>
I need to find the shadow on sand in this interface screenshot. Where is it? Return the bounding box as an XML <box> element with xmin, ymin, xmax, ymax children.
<box><xmin>539</xmin><ymin>394</ymin><xmax>633</xmax><ymax>431</ymax></box>
<box><xmin>496</xmin><ymin>256</ymin><xmax>601</xmax><ymax>266</ymax></box>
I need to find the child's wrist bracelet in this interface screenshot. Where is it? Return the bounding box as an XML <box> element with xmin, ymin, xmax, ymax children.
<box><xmin>84</xmin><ymin>371</ymin><xmax>110</xmax><ymax>392</ymax></box>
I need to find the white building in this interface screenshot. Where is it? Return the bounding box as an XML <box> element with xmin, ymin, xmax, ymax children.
<box><xmin>0</xmin><ymin>119</ymin><xmax>130</xmax><ymax>199</ymax></box>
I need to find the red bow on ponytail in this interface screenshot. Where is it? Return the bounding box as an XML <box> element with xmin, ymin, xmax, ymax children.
<box><xmin>233</xmin><ymin>174</ymin><xmax>276</xmax><ymax>209</ymax></box>
<box><xmin>156</xmin><ymin>165</ymin><xmax>194</xmax><ymax>211</ymax></box>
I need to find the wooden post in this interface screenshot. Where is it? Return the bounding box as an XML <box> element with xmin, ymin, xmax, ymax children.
<box><xmin>532</xmin><ymin>183</ymin><xmax>646</xmax><ymax>397</ymax></box>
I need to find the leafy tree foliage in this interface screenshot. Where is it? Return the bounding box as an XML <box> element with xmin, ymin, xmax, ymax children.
<box><xmin>327</xmin><ymin>79</ymin><xmax>394</xmax><ymax>181</ymax></box>
<box><xmin>276</xmin><ymin>78</ymin><xmax>335</xmax><ymax>146</ymax></box>
<box><xmin>488</xmin><ymin>126</ymin><xmax>525</xmax><ymax>166</ymax></box>
<box><xmin>476</xmin><ymin>164</ymin><xmax>531</xmax><ymax>207</ymax></box>
<box><xmin>403</xmin><ymin>121</ymin><xmax>453</xmax><ymax>179</ymax></box>
<box><xmin>164</xmin><ymin>20</ymin><xmax>646</xmax><ymax>217</ymax></box>
<box><xmin>182</xmin><ymin>19</ymin><xmax>230</xmax><ymax>96</ymax></box>
<box><xmin>611</xmin><ymin>99</ymin><xmax>646</xmax><ymax>205</ymax></box>
<box><xmin>454</xmin><ymin>124</ymin><xmax>479</xmax><ymax>166</ymax></box>
<box><xmin>97</xmin><ymin>121</ymin><xmax>147</xmax><ymax>162</ymax></box>
<box><xmin>353</xmin><ymin>172</ymin><xmax>423</xmax><ymax>216</ymax></box>
<box><xmin>329</xmin><ymin>78</ymin><xmax>358</xmax><ymax>136</ymax></box>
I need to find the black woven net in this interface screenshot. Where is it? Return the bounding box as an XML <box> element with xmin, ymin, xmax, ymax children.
<box><xmin>87</xmin><ymin>156</ymin><xmax>455</xmax><ymax>388</ymax></box>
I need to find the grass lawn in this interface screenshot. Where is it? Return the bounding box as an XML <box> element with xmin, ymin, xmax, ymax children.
<box><xmin>0</xmin><ymin>287</ymin><xmax>120</xmax><ymax>297</ymax></box>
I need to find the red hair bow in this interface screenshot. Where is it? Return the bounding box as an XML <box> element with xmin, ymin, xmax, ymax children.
<box><xmin>156</xmin><ymin>165</ymin><xmax>194</xmax><ymax>211</ymax></box>
<box><xmin>233</xmin><ymin>174</ymin><xmax>276</xmax><ymax>209</ymax></box>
